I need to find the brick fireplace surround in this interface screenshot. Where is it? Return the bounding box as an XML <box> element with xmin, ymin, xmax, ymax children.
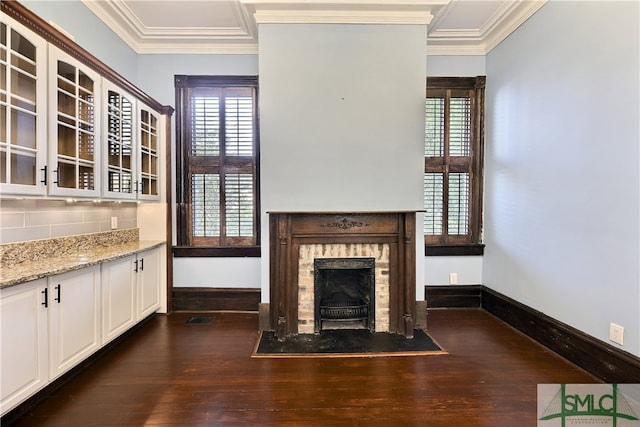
<box><xmin>266</xmin><ymin>211</ymin><xmax>419</xmax><ymax>340</ymax></box>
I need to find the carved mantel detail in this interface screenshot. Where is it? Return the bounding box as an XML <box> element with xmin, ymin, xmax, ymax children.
<box><xmin>268</xmin><ymin>211</ymin><xmax>417</xmax><ymax>339</ymax></box>
<box><xmin>320</xmin><ymin>217</ymin><xmax>370</xmax><ymax>230</ymax></box>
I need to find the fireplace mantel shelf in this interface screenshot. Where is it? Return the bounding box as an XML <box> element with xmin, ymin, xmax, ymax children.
<box><xmin>266</xmin><ymin>210</ymin><xmax>424</xmax><ymax>216</ymax></box>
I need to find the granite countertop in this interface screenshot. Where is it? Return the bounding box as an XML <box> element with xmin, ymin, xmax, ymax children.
<box><xmin>0</xmin><ymin>230</ymin><xmax>165</xmax><ymax>289</ymax></box>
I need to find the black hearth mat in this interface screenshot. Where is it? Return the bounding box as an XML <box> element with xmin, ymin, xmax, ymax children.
<box><xmin>252</xmin><ymin>329</ymin><xmax>447</xmax><ymax>358</ymax></box>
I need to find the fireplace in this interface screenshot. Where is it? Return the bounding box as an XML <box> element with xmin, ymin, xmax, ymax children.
<box><xmin>267</xmin><ymin>211</ymin><xmax>418</xmax><ymax>339</ymax></box>
<box><xmin>314</xmin><ymin>257</ymin><xmax>375</xmax><ymax>332</ymax></box>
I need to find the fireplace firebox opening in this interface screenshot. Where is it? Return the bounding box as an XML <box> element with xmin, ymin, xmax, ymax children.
<box><xmin>314</xmin><ymin>258</ymin><xmax>375</xmax><ymax>332</ymax></box>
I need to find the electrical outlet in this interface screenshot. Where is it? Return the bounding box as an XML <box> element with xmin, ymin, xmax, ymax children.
<box><xmin>110</xmin><ymin>216</ymin><xmax>118</xmax><ymax>230</ymax></box>
<box><xmin>449</xmin><ymin>273</ymin><xmax>458</xmax><ymax>285</ymax></box>
<box><xmin>609</xmin><ymin>323</ymin><xmax>624</xmax><ymax>345</ymax></box>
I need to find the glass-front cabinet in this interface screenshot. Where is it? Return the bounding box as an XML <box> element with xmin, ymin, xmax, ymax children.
<box><xmin>0</xmin><ymin>16</ymin><xmax>47</xmax><ymax>196</ymax></box>
<box><xmin>1</xmin><ymin>4</ymin><xmax>165</xmax><ymax>201</ymax></box>
<box><xmin>101</xmin><ymin>83</ymin><xmax>162</xmax><ymax>201</ymax></box>
<box><xmin>48</xmin><ymin>46</ymin><xmax>101</xmax><ymax>198</ymax></box>
<box><xmin>137</xmin><ymin>103</ymin><xmax>161</xmax><ymax>201</ymax></box>
<box><xmin>102</xmin><ymin>80</ymin><xmax>135</xmax><ymax>199</ymax></box>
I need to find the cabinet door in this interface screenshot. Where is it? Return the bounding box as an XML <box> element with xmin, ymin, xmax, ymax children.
<box><xmin>102</xmin><ymin>80</ymin><xmax>136</xmax><ymax>199</ymax></box>
<box><xmin>136</xmin><ymin>103</ymin><xmax>161</xmax><ymax>201</ymax></box>
<box><xmin>137</xmin><ymin>248</ymin><xmax>161</xmax><ymax>319</ymax></box>
<box><xmin>48</xmin><ymin>266</ymin><xmax>100</xmax><ymax>380</ymax></box>
<box><xmin>0</xmin><ymin>16</ymin><xmax>47</xmax><ymax>196</ymax></box>
<box><xmin>0</xmin><ymin>279</ymin><xmax>48</xmax><ymax>416</ymax></box>
<box><xmin>101</xmin><ymin>256</ymin><xmax>136</xmax><ymax>344</ymax></box>
<box><xmin>48</xmin><ymin>46</ymin><xmax>101</xmax><ymax>198</ymax></box>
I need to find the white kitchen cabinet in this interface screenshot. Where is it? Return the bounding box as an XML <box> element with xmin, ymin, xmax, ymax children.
<box><xmin>0</xmin><ymin>279</ymin><xmax>48</xmax><ymax>416</ymax></box>
<box><xmin>101</xmin><ymin>79</ymin><xmax>136</xmax><ymax>200</ymax></box>
<box><xmin>47</xmin><ymin>45</ymin><xmax>101</xmax><ymax>198</ymax></box>
<box><xmin>136</xmin><ymin>248</ymin><xmax>161</xmax><ymax>319</ymax></box>
<box><xmin>0</xmin><ymin>245</ymin><xmax>162</xmax><ymax>416</ymax></box>
<box><xmin>48</xmin><ymin>265</ymin><xmax>101</xmax><ymax>381</ymax></box>
<box><xmin>101</xmin><ymin>255</ymin><xmax>136</xmax><ymax>345</ymax></box>
<box><xmin>0</xmin><ymin>15</ymin><xmax>48</xmax><ymax>196</ymax></box>
<box><xmin>101</xmin><ymin>248</ymin><xmax>160</xmax><ymax>343</ymax></box>
<box><xmin>136</xmin><ymin>103</ymin><xmax>162</xmax><ymax>201</ymax></box>
<box><xmin>101</xmin><ymin>85</ymin><xmax>164</xmax><ymax>202</ymax></box>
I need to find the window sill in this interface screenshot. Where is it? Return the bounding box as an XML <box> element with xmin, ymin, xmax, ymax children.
<box><xmin>172</xmin><ymin>246</ymin><xmax>261</xmax><ymax>258</ymax></box>
<box><xmin>425</xmin><ymin>244</ymin><xmax>484</xmax><ymax>256</ymax></box>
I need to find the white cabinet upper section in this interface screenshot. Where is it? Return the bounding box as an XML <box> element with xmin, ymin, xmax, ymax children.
<box><xmin>102</xmin><ymin>79</ymin><xmax>136</xmax><ymax>200</ymax></box>
<box><xmin>47</xmin><ymin>45</ymin><xmax>102</xmax><ymax>198</ymax></box>
<box><xmin>136</xmin><ymin>102</ymin><xmax>162</xmax><ymax>201</ymax></box>
<box><xmin>0</xmin><ymin>16</ymin><xmax>47</xmax><ymax>196</ymax></box>
<box><xmin>100</xmin><ymin>81</ymin><xmax>163</xmax><ymax>202</ymax></box>
<box><xmin>1</xmin><ymin>4</ymin><xmax>170</xmax><ymax>201</ymax></box>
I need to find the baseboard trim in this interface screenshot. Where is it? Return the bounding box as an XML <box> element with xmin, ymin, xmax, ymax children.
<box><xmin>424</xmin><ymin>285</ymin><xmax>482</xmax><ymax>308</ymax></box>
<box><xmin>172</xmin><ymin>287</ymin><xmax>260</xmax><ymax>312</ymax></box>
<box><xmin>424</xmin><ymin>284</ymin><xmax>640</xmax><ymax>383</ymax></box>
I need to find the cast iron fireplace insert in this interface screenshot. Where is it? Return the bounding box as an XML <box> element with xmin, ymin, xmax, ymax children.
<box><xmin>314</xmin><ymin>257</ymin><xmax>375</xmax><ymax>332</ymax></box>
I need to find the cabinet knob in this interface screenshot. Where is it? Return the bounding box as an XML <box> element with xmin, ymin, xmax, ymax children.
<box><xmin>41</xmin><ymin>288</ymin><xmax>48</xmax><ymax>308</ymax></box>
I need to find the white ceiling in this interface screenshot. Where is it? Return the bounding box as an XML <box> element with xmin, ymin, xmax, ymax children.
<box><xmin>81</xmin><ymin>0</ymin><xmax>548</xmax><ymax>55</ymax></box>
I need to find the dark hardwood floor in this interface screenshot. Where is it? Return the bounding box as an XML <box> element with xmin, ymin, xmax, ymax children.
<box><xmin>8</xmin><ymin>309</ymin><xmax>597</xmax><ymax>426</ymax></box>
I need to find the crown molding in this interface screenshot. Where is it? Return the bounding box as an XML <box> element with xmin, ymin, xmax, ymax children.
<box><xmin>427</xmin><ymin>0</ymin><xmax>547</xmax><ymax>55</ymax></box>
<box><xmin>482</xmin><ymin>0</ymin><xmax>547</xmax><ymax>53</ymax></box>
<box><xmin>81</xmin><ymin>0</ymin><xmax>143</xmax><ymax>51</ymax></box>
<box><xmin>82</xmin><ymin>0</ymin><xmax>258</xmax><ymax>54</ymax></box>
<box><xmin>80</xmin><ymin>0</ymin><xmax>546</xmax><ymax>56</ymax></box>
<box><xmin>241</xmin><ymin>0</ymin><xmax>448</xmax><ymax>25</ymax></box>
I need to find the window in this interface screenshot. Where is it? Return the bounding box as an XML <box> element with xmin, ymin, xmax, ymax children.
<box><xmin>424</xmin><ymin>76</ymin><xmax>485</xmax><ymax>251</ymax></box>
<box><xmin>175</xmin><ymin>76</ymin><xmax>259</xmax><ymax>255</ymax></box>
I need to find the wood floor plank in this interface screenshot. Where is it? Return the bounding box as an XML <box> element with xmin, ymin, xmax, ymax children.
<box><xmin>7</xmin><ymin>309</ymin><xmax>597</xmax><ymax>426</ymax></box>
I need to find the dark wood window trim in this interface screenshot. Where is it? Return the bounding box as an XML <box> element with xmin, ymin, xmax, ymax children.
<box><xmin>424</xmin><ymin>76</ymin><xmax>485</xmax><ymax>253</ymax></box>
<box><xmin>175</xmin><ymin>75</ymin><xmax>260</xmax><ymax>254</ymax></box>
<box><xmin>172</xmin><ymin>246</ymin><xmax>261</xmax><ymax>258</ymax></box>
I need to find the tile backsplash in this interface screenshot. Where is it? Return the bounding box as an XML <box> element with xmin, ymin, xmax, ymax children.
<box><xmin>0</xmin><ymin>199</ymin><xmax>138</xmax><ymax>244</ymax></box>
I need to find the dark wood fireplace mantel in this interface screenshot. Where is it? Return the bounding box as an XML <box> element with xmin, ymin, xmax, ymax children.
<box><xmin>268</xmin><ymin>211</ymin><xmax>417</xmax><ymax>339</ymax></box>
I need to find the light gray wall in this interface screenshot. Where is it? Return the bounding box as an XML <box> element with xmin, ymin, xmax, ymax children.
<box><xmin>136</xmin><ymin>54</ymin><xmax>259</xmax><ymax>288</ymax></box>
<box><xmin>427</xmin><ymin>55</ymin><xmax>485</xmax><ymax>77</ymax></box>
<box><xmin>258</xmin><ymin>23</ymin><xmax>428</xmax><ymax>302</ymax></box>
<box><xmin>145</xmin><ymin>54</ymin><xmax>486</xmax><ymax>290</ymax></box>
<box><xmin>259</xmin><ymin>24</ymin><xmax>426</xmax><ymax>213</ymax></box>
<box><xmin>424</xmin><ymin>55</ymin><xmax>486</xmax><ymax>287</ymax></box>
<box><xmin>135</xmin><ymin>55</ymin><xmax>259</xmax><ymax>107</ymax></box>
<box><xmin>3</xmin><ymin>1</ymin><xmax>487</xmax><ymax>289</ymax></box>
<box><xmin>484</xmin><ymin>1</ymin><xmax>640</xmax><ymax>356</ymax></box>
<box><xmin>21</xmin><ymin>1</ymin><xmax>138</xmax><ymax>82</ymax></box>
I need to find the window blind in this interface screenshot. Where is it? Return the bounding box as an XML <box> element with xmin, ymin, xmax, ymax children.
<box><xmin>424</xmin><ymin>76</ymin><xmax>484</xmax><ymax>246</ymax></box>
<box><xmin>176</xmin><ymin>76</ymin><xmax>259</xmax><ymax>248</ymax></box>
